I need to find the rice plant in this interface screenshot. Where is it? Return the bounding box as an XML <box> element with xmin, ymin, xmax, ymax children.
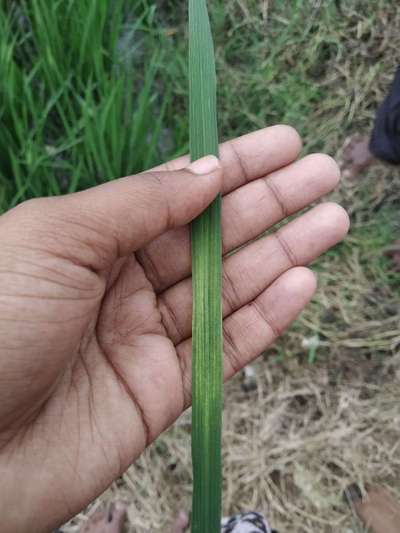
<box><xmin>0</xmin><ymin>1</ymin><xmax>176</xmax><ymax>211</ymax></box>
<box><xmin>189</xmin><ymin>1</ymin><xmax>223</xmax><ymax>532</ymax></box>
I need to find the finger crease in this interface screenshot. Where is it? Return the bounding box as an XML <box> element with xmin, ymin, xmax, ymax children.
<box><xmin>222</xmin><ymin>269</ymin><xmax>242</xmax><ymax>315</ymax></box>
<box><xmin>157</xmin><ymin>293</ymin><xmax>183</xmax><ymax>344</ymax></box>
<box><xmin>99</xmin><ymin>342</ymin><xmax>151</xmax><ymax>448</ymax></box>
<box><xmin>146</xmin><ymin>172</ymin><xmax>174</xmax><ymax>229</ymax></box>
<box><xmin>230</xmin><ymin>142</ymin><xmax>251</xmax><ymax>184</ymax></box>
<box><xmin>223</xmin><ymin>323</ymin><xmax>243</xmax><ymax>374</ymax></box>
<box><xmin>250</xmin><ymin>300</ymin><xmax>282</xmax><ymax>338</ymax></box>
<box><xmin>264</xmin><ymin>177</ymin><xmax>288</xmax><ymax>218</ymax></box>
<box><xmin>275</xmin><ymin>231</ymin><xmax>298</xmax><ymax>268</ymax></box>
<box><xmin>135</xmin><ymin>249</ymin><xmax>164</xmax><ymax>292</ymax></box>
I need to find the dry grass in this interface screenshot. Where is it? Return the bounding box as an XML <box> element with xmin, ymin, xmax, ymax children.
<box><xmin>62</xmin><ymin>1</ymin><xmax>400</xmax><ymax>532</ymax></box>
<box><xmin>65</xmin><ymin>352</ymin><xmax>400</xmax><ymax>533</ymax></box>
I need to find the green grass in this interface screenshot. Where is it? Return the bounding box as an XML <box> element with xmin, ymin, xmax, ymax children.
<box><xmin>0</xmin><ymin>0</ymin><xmax>184</xmax><ymax>210</ymax></box>
<box><xmin>1</xmin><ymin>1</ymin><xmax>399</xmax><ymax>200</ymax></box>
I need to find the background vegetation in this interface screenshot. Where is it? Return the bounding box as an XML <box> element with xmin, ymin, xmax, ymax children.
<box><xmin>1</xmin><ymin>1</ymin><xmax>399</xmax><ymax>531</ymax></box>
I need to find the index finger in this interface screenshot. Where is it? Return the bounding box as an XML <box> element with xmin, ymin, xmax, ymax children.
<box><xmin>150</xmin><ymin>125</ymin><xmax>302</xmax><ymax>195</ymax></box>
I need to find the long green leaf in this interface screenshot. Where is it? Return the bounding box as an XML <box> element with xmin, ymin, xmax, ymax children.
<box><xmin>189</xmin><ymin>1</ymin><xmax>222</xmax><ymax>532</ymax></box>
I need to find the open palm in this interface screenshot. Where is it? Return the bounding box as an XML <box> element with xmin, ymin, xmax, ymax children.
<box><xmin>0</xmin><ymin>126</ymin><xmax>349</xmax><ymax>533</ymax></box>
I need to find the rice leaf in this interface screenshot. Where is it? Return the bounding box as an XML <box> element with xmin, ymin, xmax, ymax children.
<box><xmin>189</xmin><ymin>1</ymin><xmax>222</xmax><ymax>532</ymax></box>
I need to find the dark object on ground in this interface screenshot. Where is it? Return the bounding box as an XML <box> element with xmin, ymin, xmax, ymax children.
<box><xmin>385</xmin><ymin>240</ymin><xmax>400</xmax><ymax>272</ymax></box>
<box><xmin>343</xmin><ymin>482</ymin><xmax>363</xmax><ymax>504</ymax></box>
<box><xmin>344</xmin><ymin>483</ymin><xmax>400</xmax><ymax>533</ymax></box>
<box><xmin>221</xmin><ymin>511</ymin><xmax>277</xmax><ymax>533</ymax></box>
<box><xmin>370</xmin><ymin>67</ymin><xmax>400</xmax><ymax>164</ymax></box>
<box><xmin>172</xmin><ymin>510</ymin><xmax>279</xmax><ymax>533</ymax></box>
<box><xmin>341</xmin><ymin>135</ymin><xmax>375</xmax><ymax>178</ymax></box>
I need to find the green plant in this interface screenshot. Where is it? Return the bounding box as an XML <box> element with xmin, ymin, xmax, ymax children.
<box><xmin>189</xmin><ymin>1</ymin><xmax>222</xmax><ymax>532</ymax></box>
<box><xmin>0</xmin><ymin>0</ymin><xmax>175</xmax><ymax>210</ymax></box>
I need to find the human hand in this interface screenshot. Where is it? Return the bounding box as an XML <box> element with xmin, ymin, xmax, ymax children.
<box><xmin>0</xmin><ymin>126</ymin><xmax>349</xmax><ymax>532</ymax></box>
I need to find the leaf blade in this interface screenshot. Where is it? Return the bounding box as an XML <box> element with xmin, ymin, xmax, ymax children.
<box><xmin>189</xmin><ymin>1</ymin><xmax>223</xmax><ymax>532</ymax></box>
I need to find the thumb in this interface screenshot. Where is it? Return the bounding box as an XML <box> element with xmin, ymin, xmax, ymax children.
<box><xmin>79</xmin><ymin>154</ymin><xmax>222</xmax><ymax>254</ymax></box>
<box><xmin>4</xmin><ymin>155</ymin><xmax>222</xmax><ymax>270</ymax></box>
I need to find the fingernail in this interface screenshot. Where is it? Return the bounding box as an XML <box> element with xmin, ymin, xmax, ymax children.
<box><xmin>187</xmin><ymin>155</ymin><xmax>220</xmax><ymax>175</ymax></box>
